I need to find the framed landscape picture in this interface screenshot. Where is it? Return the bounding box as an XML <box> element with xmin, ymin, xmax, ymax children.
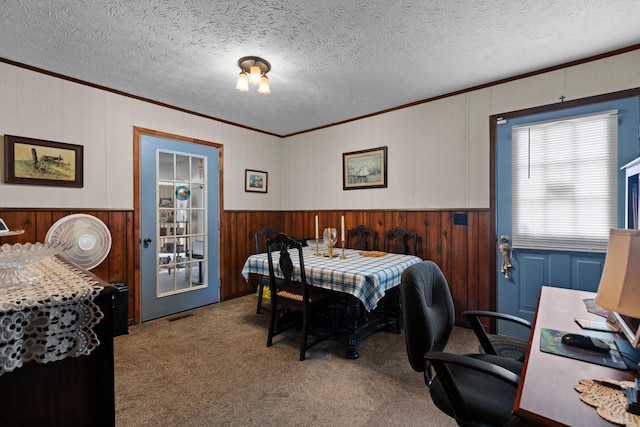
<box><xmin>4</xmin><ymin>135</ymin><xmax>83</xmax><ymax>187</ymax></box>
<box><xmin>343</xmin><ymin>146</ymin><xmax>387</xmax><ymax>190</ymax></box>
<box><xmin>245</xmin><ymin>169</ymin><xmax>268</xmax><ymax>193</ymax></box>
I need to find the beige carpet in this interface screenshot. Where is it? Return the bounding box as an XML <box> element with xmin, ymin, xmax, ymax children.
<box><xmin>114</xmin><ymin>295</ymin><xmax>478</xmax><ymax>426</ymax></box>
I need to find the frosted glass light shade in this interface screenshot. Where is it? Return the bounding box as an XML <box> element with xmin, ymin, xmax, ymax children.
<box><xmin>258</xmin><ymin>76</ymin><xmax>270</xmax><ymax>94</ymax></box>
<box><xmin>236</xmin><ymin>72</ymin><xmax>249</xmax><ymax>91</ymax></box>
<box><xmin>249</xmin><ymin>65</ymin><xmax>262</xmax><ymax>84</ymax></box>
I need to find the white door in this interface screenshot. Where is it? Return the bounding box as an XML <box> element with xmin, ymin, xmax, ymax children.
<box><xmin>140</xmin><ymin>133</ymin><xmax>220</xmax><ymax>321</ymax></box>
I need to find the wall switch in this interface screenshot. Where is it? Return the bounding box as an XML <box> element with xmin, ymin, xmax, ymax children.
<box><xmin>454</xmin><ymin>213</ymin><xmax>467</xmax><ymax>225</ymax></box>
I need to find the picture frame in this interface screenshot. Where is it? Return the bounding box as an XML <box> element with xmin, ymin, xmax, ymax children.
<box><xmin>245</xmin><ymin>169</ymin><xmax>268</xmax><ymax>193</ymax></box>
<box><xmin>4</xmin><ymin>135</ymin><xmax>83</xmax><ymax>187</ymax></box>
<box><xmin>343</xmin><ymin>146</ymin><xmax>387</xmax><ymax>190</ymax></box>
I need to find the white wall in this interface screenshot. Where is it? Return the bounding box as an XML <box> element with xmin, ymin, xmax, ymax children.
<box><xmin>283</xmin><ymin>49</ymin><xmax>640</xmax><ymax>210</ymax></box>
<box><xmin>1</xmin><ymin>50</ymin><xmax>639</xmax><ymax>211</ymax></box>
<box><xmin>0</xmin><ymin>62</ymin><xmax>283</xmax><ymax>210</ymax></box>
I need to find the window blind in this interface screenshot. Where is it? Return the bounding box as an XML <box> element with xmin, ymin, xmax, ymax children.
<box><xmin>511</xmin><ymin>110</ymin><xmax>618</xmax><ymax>252</ymax></box>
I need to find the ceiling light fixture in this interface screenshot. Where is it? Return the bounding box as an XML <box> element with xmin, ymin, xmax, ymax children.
<box><xmin>236</xmin><ymin>56</ymin><xmax>271</xmax><ymax>94</ymax></box>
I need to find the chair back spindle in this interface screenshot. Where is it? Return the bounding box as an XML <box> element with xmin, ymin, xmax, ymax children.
<box><xmin>254</xmin><ymin>226</ymin><xmax>281</xmax><ymax>314</ymax></box>
<box><xmin>347</xmin><ymin>225</ymin><xmax>378</xmax><ymax>251</ymax></box>
<box><xmin>384</xmin><ymin>226</ymin><xmax>417</xmax><ymax>255</ymax></box>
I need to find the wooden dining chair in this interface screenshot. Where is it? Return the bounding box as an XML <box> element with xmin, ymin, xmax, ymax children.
<box><xmin>266</xmin><ymin>233</ymin><xmax>337</xmax><ymax>361</ymax></box>
<box><xmin>347</xmin><ymin>225</ymin><xmax>378</xmax><ymax>251</ymax></box>
<box><xmin>254</xmin><ymin>226</ymin><xmax>280</xmax><ymax>314</ymax></box>
<box><xmin>383</xmin><ymin>226</ymin><xmax>418</xmax><ymax>255</ymax></box>
<box><xmin>382</xmin><ymin>225</ymin><xmax>419</xmax><ymax>330</ymax></box>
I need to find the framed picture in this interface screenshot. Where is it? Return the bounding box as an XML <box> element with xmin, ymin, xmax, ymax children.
<box><xmin>343</xmin><ymin>146</ymin><xmax>387</xmax><ymax>190</ymax></box>
<box><xmin>159</xmin><ymin>198</ymin><xmax>173</xmax><ymax>207</ymax></box>
<box><xmin>245</xmin><ymin>169</ymin><xmax>268</xmax><ymax>193</ymax></box>
<box><xmin>4</xmin><ymin>135</ymin><xmax>83</xmax><ymax>187</ymax></box>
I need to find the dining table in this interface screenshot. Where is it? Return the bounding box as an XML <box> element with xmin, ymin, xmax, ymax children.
<box><xmin>241</xmin><ymin>245</ymin><xmax>422</xmax><ymax>358</ymax></box>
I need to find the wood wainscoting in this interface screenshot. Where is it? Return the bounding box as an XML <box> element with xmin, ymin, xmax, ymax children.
<box><xmin>0</xmin><ymin>209</ymin><xmax>136</xmax><ymax>325</ymax></box>
<box><xmin>222</xmin><ymin>209</ymin><xmax>495</xmax><ymax>325</ymax></box>
<box><xmin>1</xmin><ymin>209</ymin><xmax>493</xmax><ymax>326</ymax></box>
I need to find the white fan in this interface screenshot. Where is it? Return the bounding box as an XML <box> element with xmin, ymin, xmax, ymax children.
<box><xmin>45</xmin><ymin>213</ymin><xmax>112</xmax><ymax>270</ymax></box>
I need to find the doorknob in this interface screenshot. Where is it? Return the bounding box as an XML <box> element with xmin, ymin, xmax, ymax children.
<box><xmin>143</xmin><ymin>237</ymin><xmax>152</xmax><ymax>248</ymax></box>
<box><xmin>499</xmin><ymin>235</ymin><xmax>512</xmax><ymax>278</ymax></box>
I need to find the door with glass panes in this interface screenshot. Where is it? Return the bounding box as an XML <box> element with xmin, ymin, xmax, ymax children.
<box><xmin>140</xmin><ymin>133</ymin><xmax>220</xmax><ymax>321</ymax></box>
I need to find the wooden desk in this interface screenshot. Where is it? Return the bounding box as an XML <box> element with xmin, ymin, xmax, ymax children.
<box><xmin>514</xmin><ymin>286</ymin><xmax>639</xmax><ymax>426</ymax></box>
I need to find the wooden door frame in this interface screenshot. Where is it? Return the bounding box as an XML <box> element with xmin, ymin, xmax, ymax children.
<box><xmin>132</xmin><ymin>127</ymin><xmax>224</xmax><ymax>324</ymax></box>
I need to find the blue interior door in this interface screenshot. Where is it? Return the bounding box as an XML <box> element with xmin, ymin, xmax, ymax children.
<box><xmin>496</xmin><ymin>97</ymin><xmax>639</xmax><ymax>338</ymax></box>
<box><xmin>140</xmin><ymin>134</ymin><xmax>220</xmax><ymax>321</ymax></box>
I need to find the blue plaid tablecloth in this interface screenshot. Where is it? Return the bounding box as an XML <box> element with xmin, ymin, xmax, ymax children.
<box><xmin>241</xmin><ymin>248</ymin><xmax>422</xmax><ymax>311</ymax></box>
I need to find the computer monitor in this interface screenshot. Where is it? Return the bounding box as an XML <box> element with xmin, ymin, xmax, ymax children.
<box><xmin>613</xmin><ymin>311</ymin><xmax>640</xmax><ymax>349</ymax></box>
<box><xmin>611</xmin><ymin>311</ymin><xmax>640</xmax><ymax>371</ymax></box>
<box><xmin>595</xmin><ymin>229</ymin><xmax>640</xmax><ymax>371</ymax></box>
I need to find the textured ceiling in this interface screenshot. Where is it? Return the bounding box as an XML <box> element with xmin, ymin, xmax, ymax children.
<box><xmin>1</xmin><ymin>1</ymin><xmax>639</xmax><ymax>136</ymax></box>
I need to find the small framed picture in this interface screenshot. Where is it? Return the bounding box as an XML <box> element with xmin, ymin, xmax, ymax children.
<box><xmin>4</xmin><ymin>135</ymin><xmax>83</xmax><ymax>187</ymax></box>
<box><xmin>343</xmin><ymin>146</ymin><xmax>387</xmax><ymax>190</ymax></box>
<box><xmin>159</xmin><ymin>198</ymin><xmax>173</xmax><ymax>207</ymax></box>
<box><xmin>245</xmin><ymin>169</ymin><xmax>268</xmax><ymax>193</ymax></box>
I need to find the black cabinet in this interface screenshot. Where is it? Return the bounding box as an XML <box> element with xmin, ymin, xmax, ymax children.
<box><xmin>0</xmin><ymin>284</ymin><xmax>116</xmax><ymax>427</ymax></box>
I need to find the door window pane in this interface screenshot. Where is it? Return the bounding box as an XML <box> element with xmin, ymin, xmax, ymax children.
<box><xmin>512</xmin><ymin>111</ymin><xmax>618</xmax><ymax>252</ymax></box>
<box><xmin>156</xmin><ymin>150</ymin><xmax>208</xmax><ymax>296</ymax></box>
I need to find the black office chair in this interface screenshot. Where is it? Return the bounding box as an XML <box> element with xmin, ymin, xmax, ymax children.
<box><xmin>266</xmin><ymin>233</ymin><xmax>337</xmax><ymax>361</ymax></box>
<box><xmin>347</xmin><ymin>225</ymin><xmax>378</xmax><ymax>251</ymax></box>
<box><xmin>254</xmin><ymin>226</ymin><xmax>280</xmax><ymax>314</ymax></box>
<box><xmin>384</xmin><ymin>226</ymin><xmax>417</xmax><ymax>255</ymax></box>
<box><xmin>401</xmin><ymin>261</ymin><xmax>523</xmax><ymax>427</ymax></box>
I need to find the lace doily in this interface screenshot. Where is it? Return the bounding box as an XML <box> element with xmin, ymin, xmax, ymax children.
<box><xmin>0</xmin><ymin>256</ymin><xmax>104</xmax><ymax>376</ymax></box>
<box><xmin>575</xmin><ymin>378</ymin><xmax>640</xmax><ymax>426</ymax></box>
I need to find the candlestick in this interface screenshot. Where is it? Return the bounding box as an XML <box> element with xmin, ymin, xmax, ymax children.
<box><xmin>341</xmin><ymin>240</ymin><xmax>345</xmax><ymax>260</ymax></box>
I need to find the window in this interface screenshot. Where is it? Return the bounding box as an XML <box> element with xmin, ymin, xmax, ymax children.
<box><xmin>511</xmin><ymin>110</ymin><xmax>618</xmax><ymax>252</ymax></box>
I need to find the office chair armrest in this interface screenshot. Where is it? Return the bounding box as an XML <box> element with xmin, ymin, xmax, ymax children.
<box><xmin>463</xmin><ymin>310</ymin><xmax>531</xmax><ymax>356</ymax></box>
<box><xmin>424</xmin><ymin>351</ymin><xmax>521</xmax><ymax>386</ymax></box>
<box><xmin>463</xmin><ymin>310</ymin><xmax>532</xmax><ymax>329</ymax></box>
